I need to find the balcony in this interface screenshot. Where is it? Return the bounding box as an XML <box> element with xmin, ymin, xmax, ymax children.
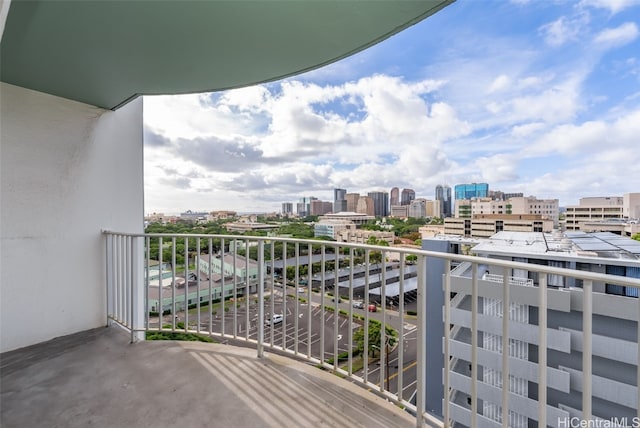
<box><xmin>5</xmin><ymin>232</ymin><xmax>638</xmax><ymax>427</ymax></box>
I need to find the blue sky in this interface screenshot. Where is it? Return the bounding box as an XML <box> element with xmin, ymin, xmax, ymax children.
<box><xmin>144</xmin><ymin>0</ymin><xmax>640</xmax><ymax>214</ymax></box>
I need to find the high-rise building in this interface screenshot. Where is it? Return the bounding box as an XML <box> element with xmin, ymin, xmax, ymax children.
<box><xmin>435</xmin><ymin>184</ymin><xmax>452</xmax><ymax>218</ymax></box>
<box><xmin>408</xmin><ymin>199</ymin><xmax>426</xmax><ymax>218</ymax></box>
<box><xmin>409</xmin><ymin>199</ymin><xmax>441</xmax><ymax>218</ymax></box>
<box><xmin>454</xmin><ymin>182</ymin><xmax>488</xmax><ymax>200</ymax></box>
<box><xmin>345</xmin><ymin>193</ymin><xmax>360</xmax><ymax>212</ymax></box>
<box><xmin>367</xmin><ymin>191</ymin><xmax>389</xmax><ymax>216</ymax></box>
<box><xmin>390</xmin><ymin>187</ymin><xmax>400</xmax><ymax>206</ymax></box>
<box><xmin>356</xmin><ymin>196</ymin><xmax>375</xmax><ymax>216</ymax></box>
<box><xmin>310</xmin><ymin>200</ymin><xmax>333</xmax><ymax>216</ymax></box>
<box><xmin>296</xmin><ymin>196</ymin><xmax>317</xmax><ymax>217</ymax></box>
<box><xmin>400</xmin><ymin>188</ymin><xmax>415</xmax><ymax>206</ymax></box>
<box><xmin>281</xmin><ymin>202</ymin><xmax>293</xmax><ymax>216</ymax></box>
<box><xmin>333</xmin><ymin>188</ymin><xmax>347</xmax><ymax>213</ymax></box>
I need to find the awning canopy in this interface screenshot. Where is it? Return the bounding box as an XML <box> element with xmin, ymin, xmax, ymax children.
<box><xmin>1</xmin><ymin>0</ymin><xmax>454</xmax><ymax>109</ymax></box>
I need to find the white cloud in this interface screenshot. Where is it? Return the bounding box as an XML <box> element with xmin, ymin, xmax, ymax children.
<box><xmin>144</xmin><ymin>94</ymin><xmax>260</xmax><ymax>141</ymax></box>
<box><xmin>488</xmin><ymin>75</ymin><xmax>511</xmax><ymax>93</ymax></box>
<box><xmin>510</xmin><ymin>122</ymin><xmax>546</xmax><ymax>138</ymax></box>
<box><xmin>143</xmin><ymin>1</ymin><xmax>640</xmax><ymax>213</ymax></box>
<box><xmin>580</xmin><ymin>0</ymin><xmax>640</xmax><ymax>15</ymax></box>
<box><xmin>539</xmin><ymin>14</ymin><xmax>589</xmax><ymax>47</ymax></box>
<box><xmin>474</xmin><ymin>154</ymin><xmax>519</xmax><ymax>183</ymax></box>
<box><xmin>593</xmin><ymin>22</ymin><xmax>639</xmax><ymax>47</ymax></box>
<box><xmin>524</xmin><ymin>120</ymin><xmax>608</xmax><ymax>157</ymax></box>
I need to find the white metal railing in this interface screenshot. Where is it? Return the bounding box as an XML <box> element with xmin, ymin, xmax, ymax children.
<box><xmin>104</xmin><ymin>232</ymin><xmax>640</xmax><ymax>428</ymax></box>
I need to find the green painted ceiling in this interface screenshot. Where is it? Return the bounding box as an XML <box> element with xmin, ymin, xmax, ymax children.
<box><xmin>0</xmin><ymin>0</ymin><xmax>453</xmax><ymax>110</ymax></box>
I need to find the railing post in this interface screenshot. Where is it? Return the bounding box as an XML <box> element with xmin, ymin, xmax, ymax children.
<box><xmin>257</xmin><ymin>240</ymin><xmax>265</xmax><ymax>358</ymax></box>
<box><xmin>470</xmin><ymin>263</ymin><xmax>478</xmax><ymax>428</ymax></box>
<box><xmin>583</xmin><ymin>280</ymin><xmax>593</xmax><ymax>421</ymax></box>
<box><xmin>443</xmin><ymin>260</ymin><xmax>451</xmax><ymax>427</ymax></box>
<box><xmin>538</xmin><ymin>273</ymin><xmax>547</xmax><ymax>428</ymax></box>
<box><xmin>416</xmin><ymin>254</ymin><xmax>427</xmax><ymax>428</ymax></box>
<box><xmin>105</xmin><ymin>232</ymin><xmax>113</xmax><ymax>326</ymax></box>
<box><xmin>131</xmin><ymin>235</ymin><xmax>145</xmax><ymax>342</ymax></box>
<box><xmin>501</xmin><ymin>266</ymin><xmax>510</xmax><ymax>427</ymax></box>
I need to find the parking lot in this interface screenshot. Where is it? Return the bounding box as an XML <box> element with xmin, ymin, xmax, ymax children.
<box><xmin>160</xmin><ymin>287</ymin><xmax>420</xmax><ymax>399</ymax></box>
<box><xmin>173</xmin><ymin>291</ymin><xmax>359</xmax><ymax>361</ymax></box>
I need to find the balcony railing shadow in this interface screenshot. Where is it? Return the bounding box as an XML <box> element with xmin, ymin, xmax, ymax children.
<box><xmin>0</xmin><ymin>325</ymin><xmax>415</xmax><ymax>428</ymax></box>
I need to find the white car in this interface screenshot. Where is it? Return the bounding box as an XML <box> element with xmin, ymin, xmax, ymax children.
<box><xmin>266</xmin><ymin>314</ymin><xmax>283</xmax><ymax>326</ymax></box>
<box><xmin>297</xmin><ymin>287</ymin><xmax>306</xmax><ymax>293</ymax></box>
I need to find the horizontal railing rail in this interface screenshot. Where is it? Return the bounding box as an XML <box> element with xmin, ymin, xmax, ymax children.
<box><xmin>104</xmin><ymin>231</ymin><xmax>640</xmax><ymax>428</ymax></box>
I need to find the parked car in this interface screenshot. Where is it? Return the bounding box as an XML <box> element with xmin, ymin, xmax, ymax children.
<box><xmin>266</xmin><ymin>314</ymin><xmax>283</xmax><ymax>326</ymax></box>
<box><xmin>367</xmin><ymin>304</ymin><xmax>377</xmax><ymax>312</ymax></box>
<box><xmin>352</xmin><ymin>301</ymin><xmax>364</xmax><ymax>309</ymax></box>
<box><xmin>297</xmin><ymin>287</ymin><xmax>306</xmax><ymax>293</ymax></box>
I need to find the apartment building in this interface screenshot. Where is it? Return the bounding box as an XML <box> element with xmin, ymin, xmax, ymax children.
<box><xmin>424</xmin><ymin>231</ymin><xmax>640</xmax><ymax>426</ymax></box>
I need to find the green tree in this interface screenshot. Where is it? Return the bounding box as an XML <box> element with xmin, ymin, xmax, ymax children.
<box><xmin>633</xmin><ymin>233</ymin><xmax>640</xmax><ymax>242</ymax></box>
<box><xmin>353</xmin><ymin>320</ymin><xmax>398</xmax><ymax>358</ymax></box>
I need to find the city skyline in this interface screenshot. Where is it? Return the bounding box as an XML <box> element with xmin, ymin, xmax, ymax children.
<box><xmin>144</xmin><ymin>0</ymin><xmax>640</xmax><ymax>214</ymax></box>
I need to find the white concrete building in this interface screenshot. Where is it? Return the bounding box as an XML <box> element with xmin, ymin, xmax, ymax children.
<box><xmin>565</xmin><ymin>193</ymin><xmax>640</xmax><ymax>231</ymax></box>
<box><xmin>314</xmin><ymin>220</ymin><xmax>356</xmax><ymax>239</ymax></box>
<box><xmin>457</xmin><ymin>196</ymin><xmax>559</xmax><ymax>226</ymax></box>
<box><xmin>336</xmin><ymin>229</ymin><xmax>394</xmax><ymax>245</ymax></box>
<box><xmin>424</xmin><ymin>231</ymin><xmax>640</xmax><ymax>426</ymax></box>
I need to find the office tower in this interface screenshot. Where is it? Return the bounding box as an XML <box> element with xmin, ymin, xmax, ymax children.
<box><xmin>390</xmin><ymin>187</ymin><xmax>400</xmax><ymax>206</ymax></box>
<box><xmin>281</xmin><ymin>202</ymin><xmax>293</xmax><ymax>215</ymax></box>
<box><xmin>454</xmin><ymin>182</ymin><xmax>488</xmax><ymax>200</ymax></box>
<box><xmin>333</xmin><ymin>188</ymin><xmax>347</xmax><ymax>213</ymax></box>
<box><xmin>345</xmin><ymin>193</ymin><xmax>360</xmax><ymax>212</ymax></box>
<box><xmin>435</xmin><ymin>185</ymin><xmax>452</xmax><ymax>218</ymax></box>
<box><xmin>311</xmin><ymin>200</ymin><xmax>333</xmax><ymax>216</ymax></box>
<box><xmin>408</xmin><ymin>199</ymin><xmax>426</xmax><ymax>218</ymax></box>
<box><xmin>367</xmin><ymin>191</ymin><xmax>389</xmax><ymax>217</ymax></box>
<box><xmin>356</xmin><ymin>196</ymin><xmax>375</xmax><ymax>216</ymax></box>
<box><xmin>401</xmin><ymin>188</ymin><xmax>415</xmax><ymax>206</ymax></box>
<box><xmin>297</xmin><ymin>196</ymin><xmax>317</xmax><ymax>217</ymax></box>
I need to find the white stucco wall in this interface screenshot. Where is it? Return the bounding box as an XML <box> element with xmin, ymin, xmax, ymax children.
<box><xmin>1</xmin><ymin>82</ymin><xmax>143</xmax><ymax>352</ymax></box>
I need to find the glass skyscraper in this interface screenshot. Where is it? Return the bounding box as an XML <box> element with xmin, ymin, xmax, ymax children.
<box><xmin>454</xmin><ymin>183</ymin><xmax>488</xmax><ymax>200</ymax></box>
<box><xmin>435</xmin><ymin>185</ymin><xmax>452</xmax><ymax>218</ymax></box>
<box><xmin>333</xmin><ymin>188</ymin><xmax>347</xmax><ymax>213</ymax></box>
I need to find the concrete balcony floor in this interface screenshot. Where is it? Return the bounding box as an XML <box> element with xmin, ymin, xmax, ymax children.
<box><xmin>1</xmin><ymin>327</ymin><xmax>415</xmax><ymax>428</ymax></box>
